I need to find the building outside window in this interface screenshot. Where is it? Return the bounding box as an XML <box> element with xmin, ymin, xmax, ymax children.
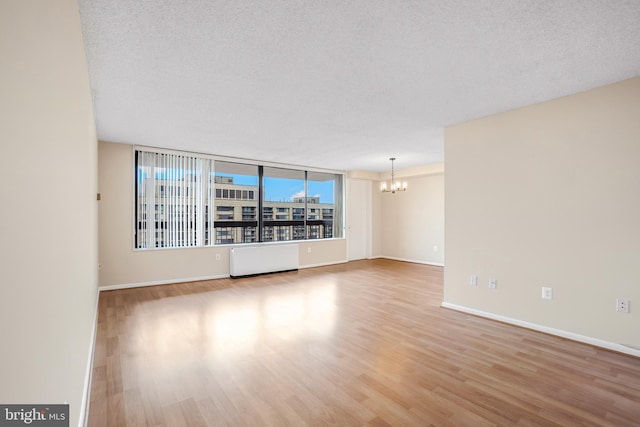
<box><xmin>242</xmin><ymin>206</ymin><xmax>256</xmax><ymax>220</ymax></box>
<box><xmin>213</xmin><ymin>161</ymin><xmax>259</xmax><ymax>244</ymax></box>
<box><xmin>263</xmin><ymin>207</ymin><xmax>273</xmax><ymax>220</ymax></box>
<box><xmin>262</xmin><ymin>226</ymin><xmax>274</xmax><ymax>241</ymax></box>
<box><xmin>293</xmin><ymin>208</ymin><xmax>304</xmax><ymax>220</ymax></box>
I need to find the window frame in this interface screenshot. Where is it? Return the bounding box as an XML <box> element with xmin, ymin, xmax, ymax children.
<box><xmin>134</xmin><ymin>146</ymin><xmax>345</xmax><ymax>250</ymax></box>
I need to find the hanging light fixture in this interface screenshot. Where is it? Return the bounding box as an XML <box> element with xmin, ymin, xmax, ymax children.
<box><xmin>380</xmin><ymin>157</ymin><xmax>407</xmax><ymax>193</ymax></box>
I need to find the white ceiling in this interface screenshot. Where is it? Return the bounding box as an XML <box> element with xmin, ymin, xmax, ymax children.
<box><xmin>79</xmin><ymin>0</ymin><xmax>640</xmax><ymax>172</ymax></box>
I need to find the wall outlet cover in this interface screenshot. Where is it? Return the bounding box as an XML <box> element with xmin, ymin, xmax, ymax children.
<box><xmin>616</xmin><ymin>298</ymin><xmax>630</xmax><ymax>313</ymax></box>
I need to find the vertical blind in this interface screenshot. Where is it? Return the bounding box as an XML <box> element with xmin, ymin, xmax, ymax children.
<box><xmin>135</xmin><ymin>149</ymin><xmax>214</xmax><ymax>249</ymax></box>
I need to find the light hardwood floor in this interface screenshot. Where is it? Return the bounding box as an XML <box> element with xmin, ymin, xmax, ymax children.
<box><xmin>88</xmin><ymin>259</ymin><xmax>640</xmax><ymax>426</ymax></box>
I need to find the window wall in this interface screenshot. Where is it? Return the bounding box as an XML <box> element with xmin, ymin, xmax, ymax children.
<box><xmin>135</xmin><ymin>148</ymin><xmax>343</xmax><ymax>249</ymax></box>
<box><xmin>215</xmin><ymin>163</ymin><xmax>344</xmax><ymax>244</ymax></box>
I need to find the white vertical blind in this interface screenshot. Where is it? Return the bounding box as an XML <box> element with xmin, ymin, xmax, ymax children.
<box><xmin>135</xmin><ymin>149</ymin><xmax>214</xmax><ymax>249</ymax></box>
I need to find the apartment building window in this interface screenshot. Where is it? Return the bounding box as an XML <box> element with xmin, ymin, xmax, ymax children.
<box><xmin>263</xmin><ymin>207</ymin><xmax>273</xmax><ymax>220</ymax></box>
<box><xmin>262</xmin><ymin>226</ymin><xmax>274</xmax><ymax>241</ymax></box>
<box><xmin>216</xmin><ymin>165</ymin><xmax>343</xmax><ymax>244</ymax></box>
<box><xmin>216</xmin><ymin>206</ymin><xmax>234</xmax><ymax>220</ymax></box>
<box><xmin>293</xmin><ymin>207</ymin><xmax>305</xmax><ymax>220</ymax></box>
<box><xmin>244</xmin><ymin>227</ymin><xmax>256</xmax><ymax>241</ymax></box>
<box><xmin>136</xmin><ymin>149</ymin><xmax>344</xmax><ymax>248</ymax></box>
<box><xmin>214</xmin><ymin>161</ymin><xmax>259</xmax><ymax>243</ymax></box>
<box><xmin>309</xmin><ymin>225</ymin><xmax>320</xmax><ymax>239</ymax></box>
<box><xmin>242</xmin><ymin>206</ymin><xmax>256</xmax><ymax>220</ymax></box>
<box><xmin>216</xmin><ymin>228</ymin><xmax>234</xmax><ymax>244</ymax></box>
<box><xmin>306</xmin><ymin>171</ymin><xmax>341</xmax><ymax>240</ymax></box>
<box><xmin>262</xmin><ymin>166</ymin><xmax>305</xmax><ymax>239</ymax></box>
<box><xmin>293</xmin><ymin>225</ymin><xmax>305</xmax><ymax>239</ymax></box>
<box><xmin>135</xmin><ymin>149</ymin><xmax>214</xmax><ymax>249</ymax></box>
<box><xmin>275</xmin><ymin>226</ymin><xmax>290</xmax><ymax>241</ymax></box>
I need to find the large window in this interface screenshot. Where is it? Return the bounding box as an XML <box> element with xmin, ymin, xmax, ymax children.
<box><xmin>307</xmin><ymin>171</ymin><xmax>341</xmax><ymax>239</ymax></box>
<box><xmin>213</xmin><ymin>161</ymin><xmax>259</xmax><ymax>244</ymax></box>
<box><xmin>263</xmin><ymin>167</ymin><xmax>305</xmax><ymax>241</ymax></box>
<box><xmin>135</xmin><ymin>148</ymin><xmax>343</xmax><ymax>249</ymax></box>
<box><xmin>135</xmin><ymin>150</ymin><xmax>214</xmax><ymax>248</ymax></box>
<box><xmin>214</xmin><ymin>164</ymin><xmax>344</xmax><ymax>244</ymax></box>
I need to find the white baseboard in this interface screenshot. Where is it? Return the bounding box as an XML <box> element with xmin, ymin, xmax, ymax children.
<box><xmin>441</xmin><ymin>302</ymin><xmax>640</xmax><ymax>358</ymax></box>
<box><xmin>79</xmin><ymin>291</ymin><xmax>100</xmax><ymax>427</ymax></box>
<box><xmin>99</xmin><ymin>274</ymin><xmax>230</xmax><ymax>291</ymax></box>
<box><xmin>381</xmin><ymin>256</ymin><xmax>444</xmax><ymax>267</ymax></box>
<box><xmin>300</xmin><ymin>259</ymin><xmax>348</xmax><ymax>269</ymax></box>
<box><xmin>98</xmin><ymin>261</ymin><xmax>354</xmax><ymax>291</ymax></box>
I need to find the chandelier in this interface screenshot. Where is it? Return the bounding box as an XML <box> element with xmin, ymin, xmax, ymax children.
<box><xmin>380</xmin><ymin>157</ymin><xmax>407</xmax><ymax>193</ymax></box>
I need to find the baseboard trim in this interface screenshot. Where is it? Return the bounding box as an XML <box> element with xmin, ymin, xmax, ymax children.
<box><xmin>99</xmin><ymin>274</ymin><xmax>230</xmax><ymax>291</ymax></box>
<box><xmin>441</xmin><ymin>302</ymin><xmax>640</xmax><ymax>358</ymax></box>
<box><xmin>79</xmin><ymin>290</ymin><xmax>100</xmax><ymax>426</ymax></box>
<box><xmin>381</xmin><ymin>256</ymin><xmax>444</xmax><ymax>267</ymax></box>
<box><xmin>98</xmin><ymin>260</ymin><xmax>353</xmax><ymax>291</ymax></box>
<box><xmin>300</xmin><ymin>260</ymin><xmax>349</xmax><ymax>269</ymax></box>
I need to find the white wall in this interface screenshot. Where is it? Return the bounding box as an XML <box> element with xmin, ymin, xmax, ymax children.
<box><xmin>98</xmin><ymin>142</ymin><xmax>347</xmax><ymax>287</ymax></box>
<box><xmin>445</xmin><ymin>77</ymin><xmax>640</xmax><ymax>351</ymax></box>
<box><xmin>0</xmin><ymin>1</ymin><xmax>99</xmax><ymax>425</ymax></box>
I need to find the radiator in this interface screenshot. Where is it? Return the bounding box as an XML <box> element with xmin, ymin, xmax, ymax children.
<box><xmin>229</xmin><ymin>244</ymin><xmax>299</xmax><ymax>278</ymax></box>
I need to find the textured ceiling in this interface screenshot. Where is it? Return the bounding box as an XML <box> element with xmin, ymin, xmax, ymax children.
<box><xmin>79</xmin><ymin>0</ymin><xmax>640</xmax><ymax>172</ymax></box>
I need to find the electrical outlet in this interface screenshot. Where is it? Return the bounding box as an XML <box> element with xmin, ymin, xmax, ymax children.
<box><xmin>541</xmin><ymin>287</ymin><xmax>553</xmax><ymax>300</ymax></box>
<box><xmin>307</xmin><ymin>247</ymin><xmax>312</xmax><ymax>253</ymax></box>
<box><xmin>215</xmin><ymin>254</ymin><xmax>221</xmax><ymax>261</ymax></box>
<box><xmin>616</xmin><ymin>298</ymin><xmax>630</xmax><ymax>313</ymax></box>
<box><xmin>433</xmin><ymin>245</ymin><xmax>438</xmax><ymax>252</ymax></box>
<box><xmin>470</xmin><ymin>275</ymin><xmax>478</xmax><ymax>287</ymax></box>
<box><xmin>489</xmin><ymin>278</ymin><xmax>497</xmax><ymax>289</ymax></box>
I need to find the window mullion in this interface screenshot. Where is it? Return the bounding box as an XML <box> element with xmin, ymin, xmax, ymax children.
<box><xmin>258</xmin><ymin>165</ymin><xmax>264</xmax><ymax>242</ymax></box>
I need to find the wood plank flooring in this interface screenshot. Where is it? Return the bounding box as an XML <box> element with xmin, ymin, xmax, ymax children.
<box><xmin>88</xmin><ymin>259</ymin><xmax>640</xmax><ymax>426</ymax></box>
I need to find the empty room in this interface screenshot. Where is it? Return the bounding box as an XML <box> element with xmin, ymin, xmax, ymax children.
<box><xmin>2</xmin><ymin>1</ymin><xmax>639</xmax><ymax>426</ymax></box>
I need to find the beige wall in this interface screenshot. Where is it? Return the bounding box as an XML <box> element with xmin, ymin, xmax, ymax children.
<box><xmin>379</xmin><ymin>171</ymin><xmax>445</xmax><ymax>265</ymax></box>
<box><xmin>98</xmin><ymin>142</ymin><xmax>347</xmax><ymax>287</ymax></box>
<box><xmin>371</xmin><ymin>184</ymin><xmax>384</xmax><ymax>258</ymax></box>
<box><xmin>445</xmin><ymin>77</ymin><xmax>640</xmax><ymax>350</ymax></box>
<box><xmin>0</xmin><ymin>1</ymin><xmax>99</xmax><ymax>425</ymax></box>
<box><xmin>348</xmin><ymin>165</ymin><xmax>445</xmax><ymax>263</ymax></box>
